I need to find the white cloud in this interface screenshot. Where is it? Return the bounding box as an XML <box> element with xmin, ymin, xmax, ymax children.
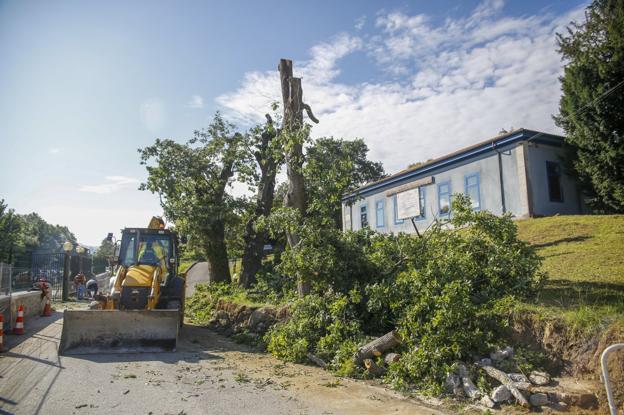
<box><xmin>355</xmin><ymin>15</ymin><xmax>366</xmax><ymax>31</ymax></box>
<box><xmin>49</xmin><ymin>148</ymin><xmax>60</xmax><ymax>154</ymax></box>
<box><xmin>187</xmin><ymin>95</ymin><xmax>204</xmax><ymax>109</ymax></box>
<box><xmin>217</xmin><ymin>1</ymin><xmax>587</xmax><ymax>173</ymax></box>
<box><xmin>79</xmin><ymin>176</ymin><xmax>141</xmax><ymax>194</ymax></box>
<box><xmin>140</xmin><ymin>98</ymin><xmax>166</xmax><ymax>132</ymax></box>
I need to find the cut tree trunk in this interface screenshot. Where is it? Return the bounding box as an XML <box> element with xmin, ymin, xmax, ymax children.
<box><xmin>354</xmin><ymin>330</ymin><xmax>401</xmax><ymax>364</ymax></box>
<box><xmin>364</xmin><ymin>359</ymin><xmax>387</xmax><ymax>377</ymax></box>
<box><xmin>278</xmin><ymin>58</ymin><xmax>317</xmax><ymax>297</ymax></box>
<box><xmin>480</xmin><ymin>365</ymin><xmax>530</xmax><ymax>407</ymax></box>
<box><xmin>383</xmin><ymin>353</ymin><xmax>401</xmax><ymax>365</ymax></box>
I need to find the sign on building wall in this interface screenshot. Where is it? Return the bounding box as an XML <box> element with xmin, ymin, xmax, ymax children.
<box><xmin>396</xmin><ymin>188</ymin><xmax>421</xmax><ymax>219</ymax></box>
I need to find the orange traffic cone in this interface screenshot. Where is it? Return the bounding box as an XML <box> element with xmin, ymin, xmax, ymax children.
<box><xmin>0</xmin><ymin>314</ymin><xmax>5</xmax><ymax>352</ymax></box>
<box><xmin>42</xmin><ymin>297</ymin><xmax>52</xmax><ymax>317</ymax></box>
<box><xmin>13</xmin><ymin>305</ymin><xmax>24</xmax><ymax>335</ymax></box>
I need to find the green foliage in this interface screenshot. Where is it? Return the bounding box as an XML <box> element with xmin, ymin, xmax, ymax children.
<box><xmin>92</xmin><ymin>237</ymin><xmax>115</xmax><ymax>274</ymax></box>
<box><xmin>264</xmin><ymin>195</ymin><xmax>543</xmax><ymax>392</ymax></box>
<box><xmin>0</xmin><ymin>200</ymin><xmax>77</xmax><ymax>267</ymax></box>
<box><xmin>555</xmin><ymin>0</ymin><xmax>624</xmax><ymax>211</ymax></box>
<box><xmin>304</xmin><ymin>138</ymin><xmax>385</xmax><ymax>228</ymax></box>
<box><xmin>139</xmin><ymin>113</ymin><xmax>253</xmax><ymax>282</ymax></box>
<box><xmin>185</xmin><ymin>282</ymin><xmax>238</xmax><ymax>324</ymax></box>
<box><xmin>265</xmin><ymin>292</ymin><xmax>365</xmax><ymax>375</ymax></box>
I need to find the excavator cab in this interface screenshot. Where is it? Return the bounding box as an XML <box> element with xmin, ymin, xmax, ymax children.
<box><xmin>59</xmin><ymin>217</ymin><xmax>186</xmax><ymax>355</ymax></box>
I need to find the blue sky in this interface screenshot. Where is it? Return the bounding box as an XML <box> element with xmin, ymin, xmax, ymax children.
<box><xmin>0</xmin><ymin>0</ymin><xmax>588</xmax><ymax>245</ymax></box>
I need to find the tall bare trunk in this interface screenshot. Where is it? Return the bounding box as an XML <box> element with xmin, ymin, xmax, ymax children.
<box><xmin>278</xmin><ymin>58</ymin><xmax>318</xmax><ymax>297</ymax></box>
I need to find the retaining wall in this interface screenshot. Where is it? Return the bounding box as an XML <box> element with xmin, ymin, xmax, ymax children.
<box><xmin>0</xmin><ymin>291</ymin><xmax>44</xmax><ymax>330</ymax></box>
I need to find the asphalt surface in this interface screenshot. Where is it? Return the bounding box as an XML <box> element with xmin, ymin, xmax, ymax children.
<box><xmin>0</xmin><ymin>308</ymin><xmax>445</xmax><ymax>415</ymax></box>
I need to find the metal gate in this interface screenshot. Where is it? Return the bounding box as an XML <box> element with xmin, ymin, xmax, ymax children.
<box><xmin>27</xmin><ymin>252</ymin><xmax>93</xmax><ymax>300</ymax></box>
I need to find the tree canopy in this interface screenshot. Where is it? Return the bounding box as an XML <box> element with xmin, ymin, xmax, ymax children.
<box><xmin>555</xmin><ymin>0</ymin><xmax>624</xmax><ymax>211</ymax></box>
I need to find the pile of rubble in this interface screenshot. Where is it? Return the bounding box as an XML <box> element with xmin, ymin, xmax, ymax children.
<box><xmin>446</xmin><ymin>346</ymin><xmax>597</xmax><ymax>410</ymax></box>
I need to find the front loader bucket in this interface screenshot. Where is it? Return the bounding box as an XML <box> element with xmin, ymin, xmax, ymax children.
<box><xmin>59</xmin><ymin>309</ymin><xmax>180</xmax><ymax>355</ymax></box>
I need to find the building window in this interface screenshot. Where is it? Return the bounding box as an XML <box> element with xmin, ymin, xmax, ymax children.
<box><xmin>464</xmin><ymin>173</ymin><xmax>481</xmax><ymax>210</ymax></box>
<box><xmin>438</xmin><ymin>182</ymin><xmax>451</xmax><ymax>215</ymax></box>
<box><xmin>393</xmin><ymin>195</ymin><xmax>404</xmax><ymax>225</ymax></box>
<box><xmin>415</xmin><ymin>186</ymin><xmax>427</xmax><ymax>220</ymax></box>
<box><xmin>360</xmin><ymin>204</ymin><xmax>368</xmax><ymax>228</ymax></box>
<box><xmin>546</xmin><ymin>161</ymin><xmax>563</xmax><ymax>202</ymax></box>
<box><xmin>344</xmin><ymin>206</ymin><xmax>352</xmax><ymax>231</ymax></box>
<box><xmin>376</xmin><ymin>200</ymin><xmax>385</xmax><ymax>228</ymax></box>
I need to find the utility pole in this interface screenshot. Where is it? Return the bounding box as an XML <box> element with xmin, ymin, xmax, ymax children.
<box><xmin>278</xmin><ymin>58</ymin><xmax>318</xmax><ymax>297</ymax></box>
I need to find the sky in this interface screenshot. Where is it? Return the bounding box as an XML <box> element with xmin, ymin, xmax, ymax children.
<box><xmin>0</xmin><ymin>0</ymin><xmax>588</xmax><ymax>246</ymax></box>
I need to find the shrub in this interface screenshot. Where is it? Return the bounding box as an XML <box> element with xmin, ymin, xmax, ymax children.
<box><xmin>265</xmin><ymin>195</ymin><xmax>543</xmax><ymax>393</ymax></box>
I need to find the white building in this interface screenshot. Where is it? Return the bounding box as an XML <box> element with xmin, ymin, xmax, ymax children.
<box><xmin>341</xmin><ymin>129</ymin><xmax>586</xmax><ymax>234</ymax></box>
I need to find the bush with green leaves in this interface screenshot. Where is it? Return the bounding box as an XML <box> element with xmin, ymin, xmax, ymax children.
<box><xmin>264</xmin><ymin>194</ymin><xmax>543</xmax><ymax>393</ymax></box>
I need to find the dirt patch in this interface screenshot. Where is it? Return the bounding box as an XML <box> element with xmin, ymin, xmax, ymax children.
<box><xmin>511</xmin><ymin>312</ymin><xmax>624</xmax><ymax>410</ymax></box>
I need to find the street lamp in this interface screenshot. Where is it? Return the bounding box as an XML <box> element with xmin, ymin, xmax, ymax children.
<box><xmin>62</xmin><ymin>241</ymin><xmax>73</xmax><ymax>302</ymax></box>
<box><xmin>76</xmin><ymin>245</ymin><xmax>86</xmax><ymax>274</ymax></box>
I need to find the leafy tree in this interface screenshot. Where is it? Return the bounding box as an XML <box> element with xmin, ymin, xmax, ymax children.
<box><xmin>0</xmin><ymin>199</ymin><xmax>20</xmax><ymax>264</ymax></box>
<box><xmin>239</xmin><ymin>115</ymin><xmax>283</xmax><ymax>288</ymax></box>
<box><xmin>140</xmin><ymin>113</ymin><xmax>252</xmax><ymax>283</ymax></box>
<box><xmin>92</xmin><ymin>237</ymin><xmax>115</xmax><ymax>274</ymax></box>
<box><xmin>304</xmin><ymin>138</ymin><xmax>385</xmax><ymax>228</ymax></box>
<box><xmin>555</xmin><ymin>0</ymin><xmax>624</xmax><ymax>211</ymax></box>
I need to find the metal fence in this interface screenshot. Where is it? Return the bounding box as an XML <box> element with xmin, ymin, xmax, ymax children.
<box><xmin>2</xmin><ymin>253</ymin><xmax>93</xmax><ymax>301</ymax></box>
<box><xmin>0</xmin><ymin>262</ymin><xmax>11</xmax><ymax>296</ymax></box>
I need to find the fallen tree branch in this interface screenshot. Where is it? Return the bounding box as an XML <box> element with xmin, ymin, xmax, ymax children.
<box><xmin>480</xmin><ymin>365</ymin><xmax>530</xmax><ymax>407</ymax></box>
<box><xmin>383</xmin><ymin>353</ymin><xmax>401</xmax><ymax>365</ymax></box>
<box><xmin>306</xmin><ymin>353</ymin><xmax>327</xmax><ymax>369</ymax></box>
<box><xmin>354</xmin><ymin>330</ymin><xmax>401</xmax><ymax>364</ymax></box>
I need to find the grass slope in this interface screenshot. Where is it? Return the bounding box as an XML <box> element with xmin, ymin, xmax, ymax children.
<box><xmin>516</xmin><ymin>214</ymin><xmax>624</xmax><ymax>332</ymax></box>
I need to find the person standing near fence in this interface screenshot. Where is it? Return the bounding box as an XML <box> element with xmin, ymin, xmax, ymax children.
<box><xmin>74</xmin><ymin>272</ymin><xmax>86</xmax><ymax>300</ymax></box>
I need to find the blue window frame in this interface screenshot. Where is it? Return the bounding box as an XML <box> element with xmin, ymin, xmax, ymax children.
<box><xmin>414</xmin><ymin>186</ymin><xmax>427</xmax><ymax>220</ymax></box>
<box><xmin>546</xmin><ymin>161</ymin><xmax>563</xmax><ymax>202</ymax></box>
<box><xmin>375</xmin><ymin>200</ymin><xmax>385</xmax><ymax>228</ymax></box>
<box><xmin>464</xmin><ymin>173</ymin><xmax>481</xmax><ymax>210</ymax></box>
<box><xmin>393</xmin><ymin>195</ymin><xmax>404</xmax><ymax>225</ymax></box>
<box><xmin>438</xmin><ymin>181</ymin><xmax>451</xmax><ymax>216</ymax></box>
<box><xmin>360</xmin><ymin>204</ymin><xmax>368</xmax><ymax>228</ymax></box>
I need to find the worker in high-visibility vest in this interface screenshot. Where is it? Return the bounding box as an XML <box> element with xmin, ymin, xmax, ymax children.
<box><xmin>137</xmin><ymin>240</ymin><xmax>168</xmax><ymax>275</ymax></box>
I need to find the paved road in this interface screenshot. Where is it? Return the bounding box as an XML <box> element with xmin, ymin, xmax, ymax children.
<box><xmin>0</xmin><ymin>310</ymin><xmax>445</xmax><ymax>415</ymax></box>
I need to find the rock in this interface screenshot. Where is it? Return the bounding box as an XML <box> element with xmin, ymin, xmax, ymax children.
<box><xmin>480</xmin><ymin>395</ymin><xmax>496</xmax><ymax>408</ymax></box>
<box><xmin>490</xmin><ymin>346</ymin><xmax>514</xmax><ymax>361</ymax></box>
<box><xmin>490</xmin><ymin>385</ymin><xmax>512</xmax><ymax>403</ymax></box>
<box><xmin>477</xmin><ymin>357</ymin><xmax>492</xmax><ymax>367</ymax></box>
<box><xmin>445</xmin><ymin>374</ymin><xmax>463</xmax><ymax>396</ymax></box>
<box><xmin>462</xmin><ymin>377</ymin><xmax>481</xmax><ymax>399</ymax></box>
<box><xmin>456</xmin><ymin>363</ymin><xmax>470</xmax><ymax>378</ymax></box>
<box><xmin>507</xmin><ymin>373</ymin><xmax>529</xmax><ymax>383</ymax></box>
<box><xmin>529</xmin><ymin>370</ymin><xmax>551</xmax><ymax>386</ymax></box>
<box><xmin>529</xmin><ymin>392</ymin><xmax>549</xmax><ymax>407</ymax></box>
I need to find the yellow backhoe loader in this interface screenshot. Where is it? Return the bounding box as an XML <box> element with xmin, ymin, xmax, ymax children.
<box><xmin>59</xmin><ymin>217</ymin><xmax>186</xmax><ymax>355</ymax></box>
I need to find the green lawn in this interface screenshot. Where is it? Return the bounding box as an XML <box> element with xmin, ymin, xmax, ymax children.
<box><xmin>516</xmin><ymin>214</ymin><xmax>624</xmax><ymax>332</ymax></box>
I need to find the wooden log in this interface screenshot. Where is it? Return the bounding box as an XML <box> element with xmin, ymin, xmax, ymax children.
<box><xmin>481</xmin><ymin>365</ymin><xmax>530</xmax><ymax>407</ymax></box>
<box><xmin>364</xmin><ymin>359</ymin><xmax>387</xmax><ymax>377</ymax></box>
<box><xmin>306</xmin><ymin>353</ymin><xmax>327</xmax><ymax>369</ymax></box>
<box><xmin>383</xmin><ymin>353</ymin><xmax>401</xmax><ymax>365</ymax></box>
<box><xmin>354</xmin><ymin>331</ymin><xmax>401</xmax><ymax>364</ymax></box>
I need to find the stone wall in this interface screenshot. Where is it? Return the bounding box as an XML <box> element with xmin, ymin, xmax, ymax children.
<box><xmin>0</xmin><ymin>291</ymin><xmax>45</xmax><ymax>330</ymax></box>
